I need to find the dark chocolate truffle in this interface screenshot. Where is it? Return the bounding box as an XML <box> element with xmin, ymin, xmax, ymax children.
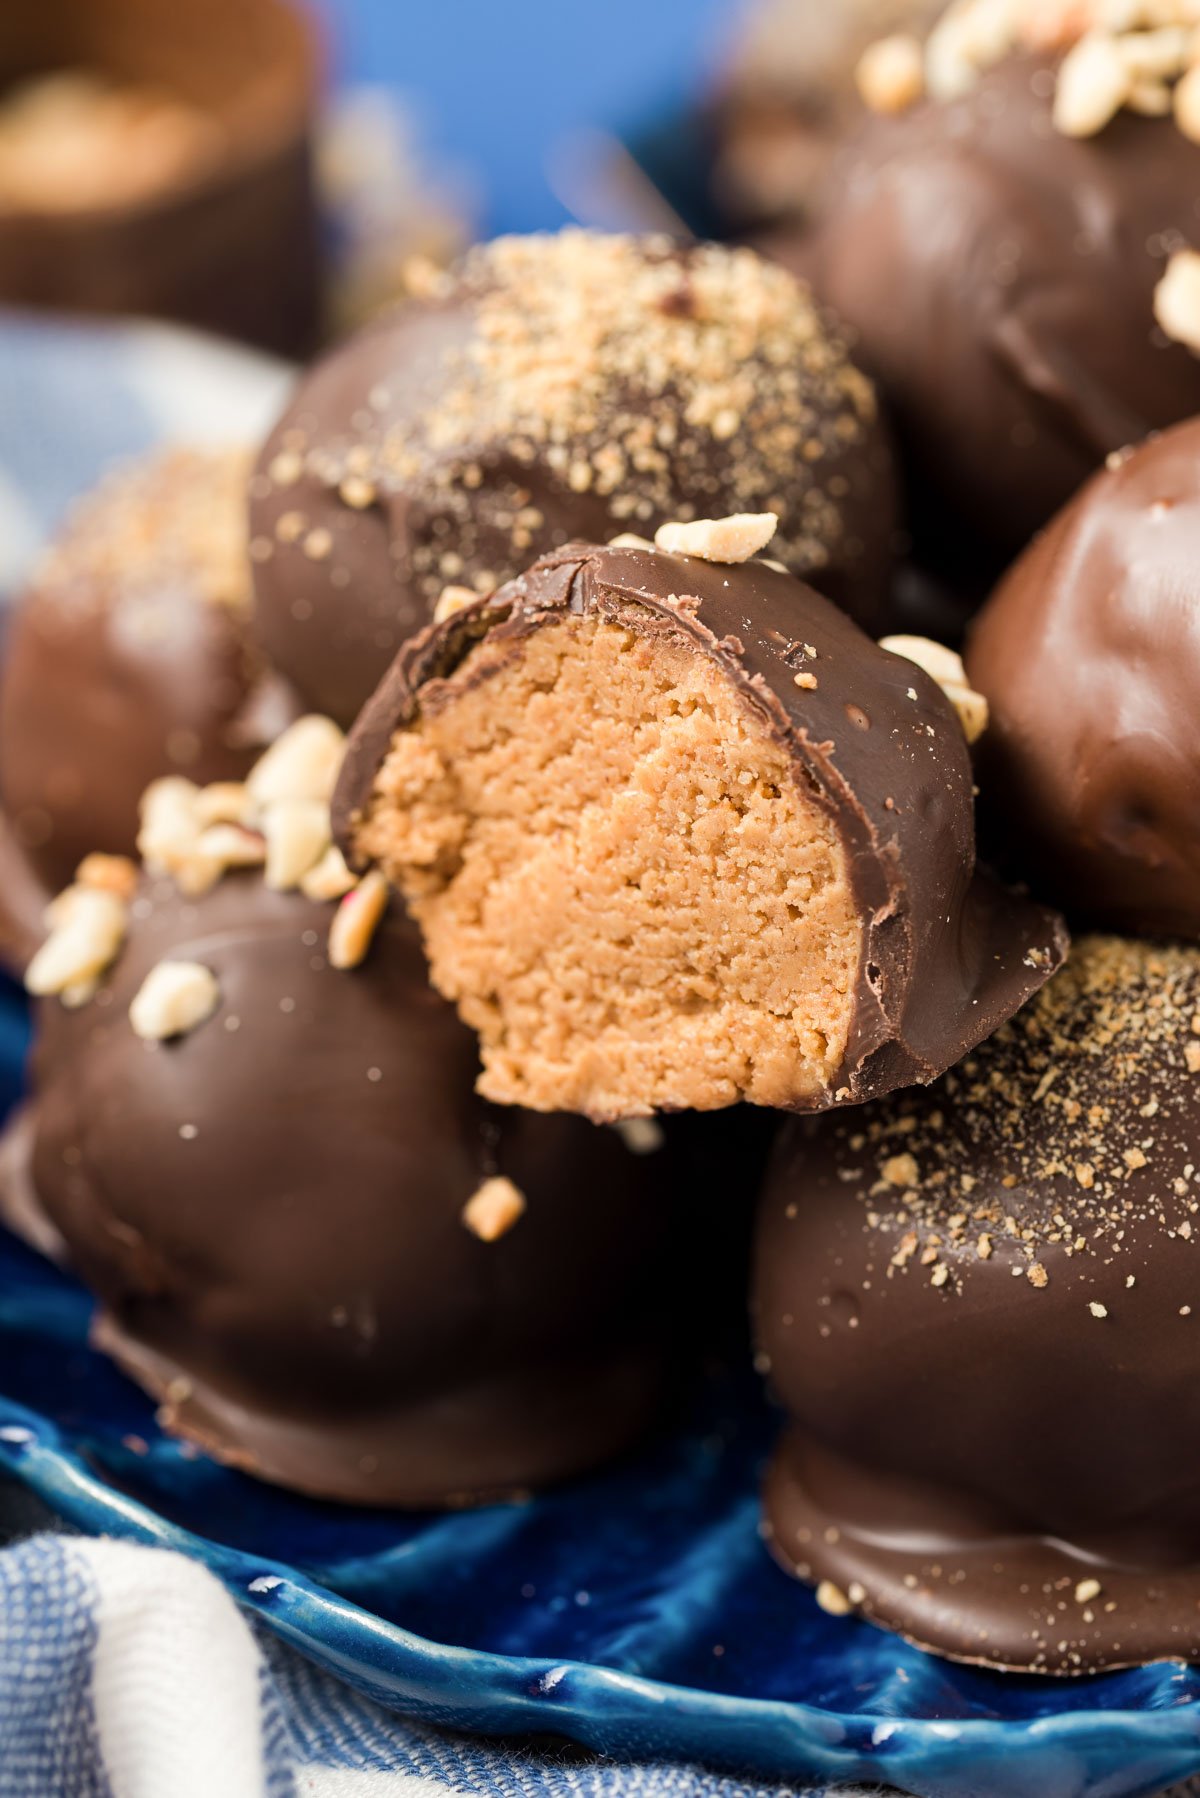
<box><xmin>4</xmin><ymin>867</ymin><xmax>681</xmax><ymax>1506</ymax></box>
<box><xmin>807</xmin><ymin>46</ymin><xmax>1200</xmax><ymax>575</ymax></box>
<box><xmin>966</xmin><ymin>417</ymin><xmax>1200</xmax><ymax>941</ymax></box>
<box><xmin>0</xmin><ymin>447</ymin><xmax>300</xmax><ymax>899</ymax></box>
<box><xmin>333</xmin><ymin>536</ymin><xmax>1065</xmax><ymax>1122</ymax></box>
<box><xmin>249</xmin><ymin>231</ymin><xmax>899</xmax><ymax>725</ymax></box>
<box><xmin>0</xmin><ymin>0</ymin><xmax>321</xmax><ymax>357</ymax></box>
<box><xmin>756</xmin><ymin>935</ymin><xmax>1200</xmax><ymax>1673</ymax></box>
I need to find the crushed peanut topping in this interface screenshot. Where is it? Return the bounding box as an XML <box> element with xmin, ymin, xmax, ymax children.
<box><xmin>826</xmin><ymin>937</ymin><xmax>1200</xmax><ymax>1289</ymax></box>
<box><xmin>33</xmin><ymin>719</ymin><xmax>356</xmax><ymax>1012</ymax></box>
<box><xmin>863</xmin><ymin>0</ymin><xmax>1200</xmax><ymax>146</ymax></box>
<box><xmin>653</xmin><ymin>512</ymin><xmax>778</xmax><ymax>564</ymax></box>
<box><xmin>268</xmin><ymin>232</ymin><xmax>879</xmax><ymax>601</ymax></box>
<box><xmin>129</xmin><ymin>960</ymin><xmax>220</xmax><ymax>1042</ymax></box>
<box><xmin>462</xmin><ymin>1176</ymin><xmax>527</xmax><ymax>1242</ymax></box>
<box><xmin>33</xmin><ymin>447</ymin><xmax>252</xmax><ymax>616</ymax></box>
<box><xmin>75</xmin><ymin>853</ymin><xmax>138</xmax><ymax>901</ymax></box>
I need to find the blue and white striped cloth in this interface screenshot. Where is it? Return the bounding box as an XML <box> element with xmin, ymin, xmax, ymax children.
<box><xmin>0</xmin><ymin>1531</ymin><xmax>865</xmax><ymax>1798</ymax></box>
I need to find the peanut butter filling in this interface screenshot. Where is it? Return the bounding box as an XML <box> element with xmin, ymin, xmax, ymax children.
<box><xmin>354</xmin><ymin>611</ymin><xmax>861</xmax><ymax>1118</ymax></box>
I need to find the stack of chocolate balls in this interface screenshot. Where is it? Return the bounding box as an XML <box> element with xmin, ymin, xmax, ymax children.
<box><xmin>3</xmin><ymin>114</ymin><xmax>1200</xmax><ymax>1679</ymax></box>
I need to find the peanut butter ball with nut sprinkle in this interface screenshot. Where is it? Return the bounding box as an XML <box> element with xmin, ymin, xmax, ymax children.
<box><xmin>757</xmin><ymin>935</ymin><xmax>1200</xmax><ymax>1673</ymax></box>
<box><xmin>807</xmin><ymin>2</ymin><xmax>1200</xmax><ymax>577</ymax></box>
<box><xmin>249</xmin><ymin>230</ymin><xmax>898</xmax><ymax>725</ymax></box>
<box><xmin>2</xmin><ymin>719</ymin><xmax>683</xmax><ymax>1508</ymax></box>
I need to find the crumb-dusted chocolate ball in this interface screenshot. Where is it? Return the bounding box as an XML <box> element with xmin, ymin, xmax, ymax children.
<box><xmin>249</xmin><ymin>230</ymin><xmax>899</xmax><ymax>724</ymax></box>
<box><xmin>334</xmin><ymin>535</ymin><xmax>1065</xmax><ymax>1122</ymax></box>
<box><xmin>0</xmin><ymin>447</ymin><xmax>300</xmax><ymax>897</ymax></box>
<box><xmin>5</xmin><ymin>868</ymin><xmax>682</xmax><ymax>1506</ymax></box>
<box><xmin>807</xmin><ymin>45</ymin><xmax>1200</xmax><ymax>573</ymax></box>
<box><xmin>966</xmin><ymin>419</ymin><xmax>1200</xmax><ymax>941</ymax></box>
<box><xmin>756</xmin><ymin>935</ymin><xmax>1200</xmax><ymax>1673</ymax></box>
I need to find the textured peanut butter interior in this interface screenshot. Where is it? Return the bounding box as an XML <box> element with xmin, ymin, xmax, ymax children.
<box><xmin>355</xmin><ymin>614</ymin><xmax>861</xmax><ymax>1117</ymax></box>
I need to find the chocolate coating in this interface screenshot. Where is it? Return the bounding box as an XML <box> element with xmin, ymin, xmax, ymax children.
<box><xmin>250</xmin><ymin>232</ymin><xmax>898</xmax><ymax>724</ymax></box>
<box><xmin>756</xmin><ymin>936</ymin><xmax>1200</xmax><ymax>1673</ymax></box>
<box><xmin>0</xmin><ymin>448</ymin><xmax>300</xmax><ymax>901</ymax></box>
<box><xmin>5</xmin><ymin>872</ymin><xmax>682</xmax><ymax>1505</ymax></box>
<box><xmin>335</xmin><ymin>540</ymin><xmax>1066</xmax><ymax>1114</ymax></box>
<box><xmin>0</xmin><ymin>0</ymin><xmax>321</xmax><ymax>357</ymax></box>
<box><xmin>808</xmin><ymin>53</ymin><xmax>1200</xmax><ymax>577</ymax></box>
<box><xmin>966</xmin><ymin>418</ymin><xmax>1200</xmax><ymax>941</ymax></box>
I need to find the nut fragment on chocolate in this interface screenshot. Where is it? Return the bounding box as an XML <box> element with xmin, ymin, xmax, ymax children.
<box><xmin>462</xmin><ymin>1177</ymin><xmax>527</xmax><ymax>1242</ymax></box>
<box><xmin>652</xmin><ymin>513</ymin><xmax>778</xmax><ymax>563</ymax></box>
<box><xmin>136</xmin><ymin>716</ymin><xmax>345</xmax><ymax>903</ymax></box>
<box><xmin>335</xmin><ymin>541</ymin><xmax>1065</xmax><ymax>1121</ymax></box>
<box><xmin>902</xmin><ymin>0</ymin><xmax>1200</xmax><ymax>135</ymax></box>
<box><xmin>805</xmin><ymin>46</ymin><xmax>1200</xmax><ymax>578</ymax></box>
<box><xmin>129</xmin><ymin>960</ymin><xmax>220</xmax><ymax>1041</ymax></box>
<box><xmin>755</xmin><ymin>935</ymin><xmax>1200</xmax><ymax>1673</ymax></box>
<box><xmin>879</xmin><ymin>635</ymin><xmax>987</xmax><ymax>742</ymax></box>
<box><xmin>1154</xmin><ymin>248</ymin><xmax>1200</xmax><ymax>351</ymax></box>
<box><xmin>328</xmin><ymin>869</ymin><xmax>389</xmax><ymax>970</ymax></box>
<box><xmin>75</xmin><ymin>853</ymin><xmax>138</xmax><ymax>902</ymax></box>
<box><xmin>249</xmin><ymin>231</ymin><xmax>899</xmax><ymax>724</ymax></box>
<box><xmin>966</xmin><ymin>416</ymin><xmax>1200</xmax><ymax>939</ymax></box>
<box><xmin>25</xmin><ymin>885</ymin><xmax>127</xmax><ymax>1001</ymax></box>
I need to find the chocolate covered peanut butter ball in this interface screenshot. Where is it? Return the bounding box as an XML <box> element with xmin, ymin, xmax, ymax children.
<box><xmin>0</xmin><ymin>447</ymin><xmax>299</xmax><ymax>900</ymax></box>
<box><xmin>807</xmin><ymin>2</ymin><xmax>1200</xmax><ymax>579</ymax></box>
<box><xmin>757</xmin><ymin>935</ymin><xmax>1200</xmax><ymax>1673</ymax></box>
<box><xmin>334</xmin><ymin>532</ymin><xmax>1065</xmax><ymax>1122</ymax></box>
<box><xmin>4</xmin><ymin>842</ymin><xmax>681</xmax><ymax>1506</ymax></box>
<box><xmin>249</xmin><ymin>231</ymin><xmax>898</xmax><ymax>724</ymax></box>
<box><xmin>966</xmin><ymin>417</ymin><xmax>1200</xmax><ymax>940</ymax></box>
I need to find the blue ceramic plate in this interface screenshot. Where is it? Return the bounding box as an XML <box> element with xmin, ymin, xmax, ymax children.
<box><xmin>2</xmin><ymin>318</ymin><xmax>1200</xmax><ymax>1798</ymax></box>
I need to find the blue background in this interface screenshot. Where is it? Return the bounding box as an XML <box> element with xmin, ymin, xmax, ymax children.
<box><xmin>320</xmin><ymin>0</ymin><xmax>739</xmax><ymax>235</ymax></box>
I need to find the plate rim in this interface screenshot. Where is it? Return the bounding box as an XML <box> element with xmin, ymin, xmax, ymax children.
<box><xmin>3</xmin><ymin>1391</ymin><xmax>1200</xmax><ymax>1795</ymax></box>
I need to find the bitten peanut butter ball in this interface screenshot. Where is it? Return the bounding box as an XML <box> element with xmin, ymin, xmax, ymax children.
<box><xmin>0</xmin><ymin>448</ymin><xmax>300</xmax><ymax>900</ymax></box>
<box><xmin>756</xmin><ymin>936</ymin><xmax>1200</xmax><ymax>1674</ymax></box>
<box><xmin>3</xmin><ymin>744</ymin><xmax>682</xmax><ymax>1505</ymax></box>
<box><xmin>334</xmin><ymin>533</ymin><xmax>1065</xmax><ymax>1123</ymax></box>
<box><xmin>807</xmin><ymin>1</ymin><xmax>1200</xmax><ymax>579</ymax></box>
<box><xmin>249</xmin><ymin>230</ymin><xmax>899</xmax><ymax>724</ymax></box>
<box><xmin>966</xmin><ymin>418</ymin><xmax>1200</xmax><ymax>941</ymax></box>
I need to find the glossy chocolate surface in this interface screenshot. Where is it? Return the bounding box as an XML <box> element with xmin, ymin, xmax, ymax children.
<box><xmin>967</xmin><ymin>418</ymin><xmax>1200</xmax><ymax>940</ymax></box>
<box><xmin>336</xmin><ymin>541</ymin><xmax>1066</xmax><ymax>1110</ymax></box>
<box><xmin>7</xmin><ymin>873</ymin><xmax>680</xmax><ymax>1505</ymax></box>
<box><xmin>250</xmin><ymin>233</ymin><xmax>898</xmax><ymax>724</ymax></box>
<box><xmin>808</xmin><ymin>53</ymin><xmax>1200</xmax><ymax>577</ymax></box>
<box><xmin>756</xmin><ymin>936</ymin><xmax>1200</xmax><ymax>1672</ymax></box>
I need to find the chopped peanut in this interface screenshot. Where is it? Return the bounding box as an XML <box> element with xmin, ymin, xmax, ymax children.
<box><xmin>461</xmin><ymin>1175</ymin><xmax>527</xmax><ymax>1241</ymax></box>
<box><xmin>328</xmin><ymin>868</ymin><xmax>389</xmax><ymax>970</ymax></box>
<box><xmin>653</xmin><ymin>512</ymin><xmax>778</xmax><ymax>563</ymax></box>
<box><xmin>129</xmin><ymin>959</ymin><xmax>219</xmax><ymax>1041</ymax></box>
